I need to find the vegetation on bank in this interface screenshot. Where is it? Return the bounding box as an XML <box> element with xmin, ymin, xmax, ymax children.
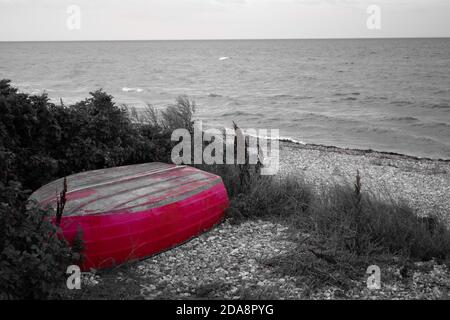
<box><xmin>0</xmin><ymin>80</ymin><xmax>193</xmax><ymax>299</ymax></box>
<box><xmin>1</xmin><ymin>79</ymin><xmax>450</xmax><ymax>299</ymax></box>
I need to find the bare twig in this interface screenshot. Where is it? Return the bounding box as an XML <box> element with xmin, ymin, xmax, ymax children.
<box><xmin>55</xmin><ymin>177</ymin><xmax>67</xmax><ymax>226</ymax></box>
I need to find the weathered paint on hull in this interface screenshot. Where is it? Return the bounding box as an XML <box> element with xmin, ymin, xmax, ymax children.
<box><xmin>30</xmin><ymin>163</ymin><xmax>229</xmax><ymax>270</ymax></box>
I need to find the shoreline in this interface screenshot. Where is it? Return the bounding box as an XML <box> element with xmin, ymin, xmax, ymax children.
<box><xmin>279</xmin><ymin>139</ymin><xmax>450</xmax><ymax>163</ymax></box>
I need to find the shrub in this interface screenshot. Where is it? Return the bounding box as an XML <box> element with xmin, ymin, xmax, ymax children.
<box><xmin>0</xmin><ymin>80</ymin><xmax>175</xmax><ymax>190</ymax></box>
<box><xmin>0</xmin><ymin>80</ymin><xmax>62</xmax><ymax>189</ymax></box>
<box><xmin>0</xmin><ymin>182</ymin><xmax>79</xmax><ymax>299</ymax></box>
<box><xmin>49</xmin><ymin>90</ymin><xmax>146</xmax><ymax>178</ymax></box>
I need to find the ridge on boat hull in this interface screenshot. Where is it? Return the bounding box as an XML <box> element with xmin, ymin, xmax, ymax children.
<box><xmin>30</xmin><ymin>163</ymin><xmax>229</xmax><ymax>270</ymax></box>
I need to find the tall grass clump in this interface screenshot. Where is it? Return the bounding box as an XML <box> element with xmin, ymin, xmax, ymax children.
<box><xmin>196</xmin><ymin>125</ymin><xmax>263</xmax><ymax>198</ymax></box>
<box><xmin>267</xmin><ymin>172</ymin><xmax>450</xmax><ymax>290</ymax></box>
<box><xmin>130</xmin><ymin>95</ymin><xmax>195</xmax><ymax>133</ymax></box>
<box><xmin>305</xmin><ymin>172</ymin><xmax>450</xmax><ymax>262</ymax></box>
<box><xmin>230</xmin><ymin>176</ymin><xmax>311</xmax><ymax>221</ymax></box>
<box><xmin>195</xmin><ymin>122</ymin><xmax>313</xmax><ymax>223</ymax></box>
<box><xmin>130</xmin><ymin>95</ymin><xmax>195</xmax><ymax>163</ymax></box>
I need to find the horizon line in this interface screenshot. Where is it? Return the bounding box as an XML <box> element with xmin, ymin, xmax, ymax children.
<box><xmin>1</xmin><ymin>36</ymin><xmax>450</xmax><ymax>43</ymax></box>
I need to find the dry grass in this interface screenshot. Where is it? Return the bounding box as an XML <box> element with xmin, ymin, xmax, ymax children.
<box><xmin>261</xmin><ymin>172</ymin><xmax>450</xmax><ymax>292</ymax></box>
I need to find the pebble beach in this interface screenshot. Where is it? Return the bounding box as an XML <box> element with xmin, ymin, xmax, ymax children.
<box><xmin>76</xmin><ymin>142</ymin><xmax>450</xmax><ymax>300</ymax></box>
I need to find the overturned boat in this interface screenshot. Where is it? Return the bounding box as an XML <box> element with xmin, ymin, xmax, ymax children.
<box><xmin>30</xmin><ymin>163</ymin><xmax>229</xmax><ymax>270</ymax></box>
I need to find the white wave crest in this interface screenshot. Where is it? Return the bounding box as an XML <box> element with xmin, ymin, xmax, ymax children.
<box><xmin>122</xmin><ymin>87</ymin><xmax>143</xmax><ymax>93</ymax></box>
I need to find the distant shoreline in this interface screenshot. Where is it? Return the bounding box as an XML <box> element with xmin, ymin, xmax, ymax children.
<box><xmin>279</xmin><ymin>139</ymin><xmax>450</xmax><ymax>163</ymax></box>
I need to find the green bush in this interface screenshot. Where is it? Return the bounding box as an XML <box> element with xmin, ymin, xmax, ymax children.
<box><xmin>0</xmin><ymin>182</ymin><xmax>79</xmax><ymax>299</ymax></box>
<box><xmin>0</xmin><ymin>79</ymin><xmax>183</xmax><ymax>191</ymax></box>
<box><xmin>45</xmin><ymin>89</ymin><xmax>148</xmax><ymax>181</ymax></box>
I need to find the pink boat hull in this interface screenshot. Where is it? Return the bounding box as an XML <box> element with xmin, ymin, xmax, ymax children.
<box><xmin>30</xmin><ymin>163</ymin><xmax>229</xmax><ymax>270</ymax></box>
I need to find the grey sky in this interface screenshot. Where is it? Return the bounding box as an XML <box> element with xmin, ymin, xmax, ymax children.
<box><xmin>0</xmin><ymin>0</ymin><xmax>449</xmax><ymax>41</ymax></box>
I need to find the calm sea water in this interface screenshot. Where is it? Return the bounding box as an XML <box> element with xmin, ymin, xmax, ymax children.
<box><xmin>1</xmin><ymin>39</ymin><xmax>449</xmax><ymax>159</ymax></box>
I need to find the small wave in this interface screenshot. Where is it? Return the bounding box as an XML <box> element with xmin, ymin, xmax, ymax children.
<box><xmin>26</xmin><ymin>88</ymin><xmax>55</xmax><ymax>95</ymax></box>
<box><xmin>433</xmin><ymin>89</ymin><xmax>450</xmax><ymax>95</ymax></box>
<box><xmin>385</xmin><ymin>116</ymin><xmax>419</xmax><ymax>122</ymax></box>
<box><xmin>269</xmin><ymin>94</ymin><xmax>314</xmax><ymax>100</ymax></box>
<box><xmin>221</xmin><ymin>111</ymin><xmax>264</xmax><ymax>117</ymax></box>
<box><xmin>333</xmin><ymin>92</ymin><xmax>360</xmax><ymax>97</ymax></box>
<box><xmin>354</xmin><ymin>126</ymin><xmax>397</xmax><ymax>135</ymax></box>
<box><xmin>208</xmin><ymin>93</ymin><xmax>222</xmax><ymax>98</ymax></box>
<box><xmin>301</xmin><ymin>113</ymin><xmax>363</xmax><ymax>126</ymax></box>
<box><xmin>390</xmin><ymin>100</ymin><xmax>413</xmax><ymax>106</ymax></box>
<box><xmin>278</xmin><ymin>136</ymin><xmax>306</xmax><ymax>145</ymax></box>
<box><xmin>294</xmin><ymin>96</ymin><xmax>314</xmax><ymax>100</ymax></box>
<box><xmin>427</xmin><ymin>103</ymin><xmax>449</xmax><ymax>109</ymax></box>
<box><xmin>409</xmin><ymin>135</ymin><xmax>445</xmax><ymax>145</ymax></box>
<box><xmin>122</xmin><ymin>87</ymin><xmax>143</xmax><ymax>93</ymax></box>
<box><xmin>412</xmin><ymin>121</ymin><xmax>450</xmax><ymax>130</ymax></box>
<box><xmin>270</xmin><ymin>94</ymin><xmax>293</xmax><ymax>99</ymax></box>
<box><xmin>242</xmin><ymin>131</ymin><xmax>306</xmax><ymax>145</ymax></box>
<box><xmin>218</xmin><ymin>56</ymin><xmax>230</xmax><ymax>61</ymax></box>
<box><xmin>302</xmin><ymin>112</ymin><xmax>337</xmax><ymax>122</ymax></box>
<box><xmin>363</xmin><ymin>96</ymin><xmax>388</xmax><ymax>101</ymax></box>
<box><xmin>13</xmin><ymin>82</ymin><xmax>41</xmax><ymax>87</ymax></box>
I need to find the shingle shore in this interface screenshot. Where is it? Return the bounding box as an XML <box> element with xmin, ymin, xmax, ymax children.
<box><xmin>76</xmin><ymin>142</ymin><xmax>450</xmax><ymax>300</ymax></box>
<box><xmin>279</xmin><ymin>141</ymin><xmax>450</xmax><ymax>221</ymax></box>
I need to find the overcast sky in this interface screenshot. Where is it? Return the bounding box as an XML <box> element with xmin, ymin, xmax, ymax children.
<box><xmin>0</xmin><ymin>0</ymin><xmax>449</xmax><ymax>41</ymax></box>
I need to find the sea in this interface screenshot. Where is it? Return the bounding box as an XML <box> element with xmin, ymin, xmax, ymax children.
<box><xmin>1</xmin><ymin>38</ymin><xmax>449</xmax><ymax>159</ymax></box>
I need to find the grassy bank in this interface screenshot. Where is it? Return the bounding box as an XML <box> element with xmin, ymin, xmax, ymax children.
<box><xmin>1</xmin><ymin>80</ymin><xmax>450</xmax><ymax>299</ymax></box>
